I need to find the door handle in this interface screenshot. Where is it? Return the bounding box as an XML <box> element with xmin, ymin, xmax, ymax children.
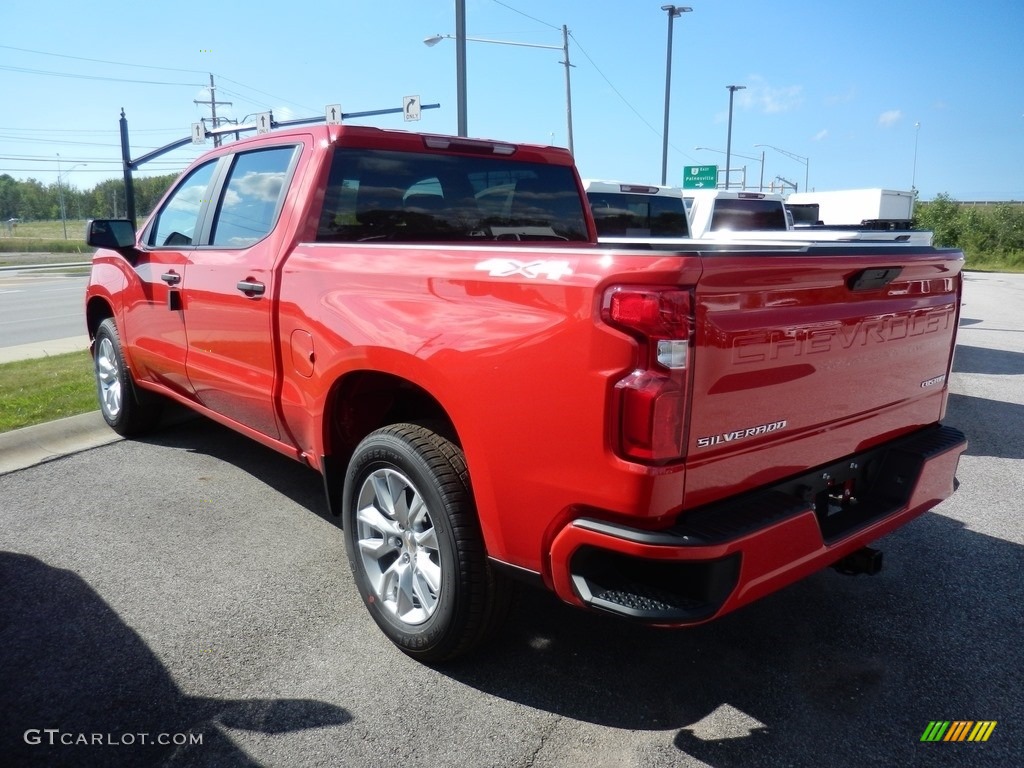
<box><xmin>236</xmin><ymin>280</ymin><xmax>266</xmax><ymax>297</ymax></box>
<box><xmin>160</xmin><ymin>271</ymin><xmax>181</xmax><ymax>285</ymax></box>
<box><xmin>846</xmin><ymin>267</ymin><xmax>902</xmax><ymax>292</ymax></box>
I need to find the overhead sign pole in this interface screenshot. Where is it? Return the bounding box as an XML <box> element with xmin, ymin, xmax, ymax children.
<box><xmin>119</xmin><ymin>109</ymin><xmax>137</xmax><ymax>228</ymax></box>
<box><xmin>117</xmin><ymin>102</ymin><xmax>441</xmax><ymax>223</ymax></box>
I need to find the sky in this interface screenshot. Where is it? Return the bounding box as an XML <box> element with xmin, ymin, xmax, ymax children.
<box><xmin>3</xmin><ymin>0</ymin><xmax>1023</xmax><ymax>201</ymax></box>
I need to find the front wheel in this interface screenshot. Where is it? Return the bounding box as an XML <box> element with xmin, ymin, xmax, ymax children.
<box><xmin>93</xmin><ymin>318</ymin><xmax>163</xmax><ymax>436</ymax></box>
<box><xmin>342</xmin><ymin>423</ymin><xmax>510</xmax><ymax>663</ymax></box>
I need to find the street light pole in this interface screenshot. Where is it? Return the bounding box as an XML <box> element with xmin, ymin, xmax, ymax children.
<box><xmin>725</xmin><ymin>85</ymin><xmax>746</xmax><ymax>190</ymax></box>
<box><xmin>455</xmin><ymin>0</ymin><xmax>467</xmax><ymax>137</ymax></box>
<box><xmin>911</xmin><ymin>121</ymin><xmax>921</xmax><ymax>192</ymax></box>
<box><xmin>56</xmin><ymin>156</ymin><xmax>88</xmax><ymax>239</ymax></box>
<box><xmin>561</xmin><ymin>25</ymin><xmax>574</xmax><ymax>156</ymax></box>
<box><xmin>425</xmin><ymin>29</ymin><xmax>575</xmax><ymax>152</ymax></box>
<box><xmin>755</xmin><ymin>144</ymin><xmax>809</xmax><ymax>192</ymax></box>
<box><xmin>56</xmin><ymin>153</ymin><xmax>66</xmax><ymax>240</ymax></box>
<box><xmin>661</xmin><ymin>5</ymin><xmax>692</xmax><ymax>186</ymax></box>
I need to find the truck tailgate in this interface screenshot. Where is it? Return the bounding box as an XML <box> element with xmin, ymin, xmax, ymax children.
<box><xmin>683</xmin><ymin>245</ymin><xmax>962</xmax><ymax>510</ymax></box>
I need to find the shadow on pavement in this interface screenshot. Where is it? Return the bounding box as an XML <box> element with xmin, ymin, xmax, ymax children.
<box><xmin>441</xmin><ymin>510</ymin><xmax>1020</xmax><ymax>767</ymax></box>
<box><xmin>953</xmin><ymin>343</ymin><xmax>1024</xmax><ymax>376</ymax></box>
<box><xmin>0</xmin><ymin>552</ymin><xmax>351</xmax><ymax>767</ymax></box>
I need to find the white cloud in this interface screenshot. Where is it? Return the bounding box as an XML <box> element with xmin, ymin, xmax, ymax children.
<box><xmin>743</xmin><ymin>76</ymin><xmax>804</xmax><ymax>114</ymax></box>
<box><xmin>812</xmin><ymin>129</ymin><xmax>829</xmax><ymax>142</ymax></box>
<box><xmin>759</xmin><ymin>84</ymin><xmax>804</xmax><ymax>114</ymax></box>
<box><xmin>878</xmin><ymin>110</ymin><xmax>903</xmax><ymax>127</ymax></box>
<box><xmin>826</xmin><ymin>87</ymin><xmax>858</xmax><ymax>106</ymax></box>
<box><xmin>274</xmin><ymin>106</ymin><xmax>298</xmax><ymax>122</ymax></box>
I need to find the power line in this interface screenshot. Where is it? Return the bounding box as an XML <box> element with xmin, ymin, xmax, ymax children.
<box><xmin>0</xmin><ymin>44</ymin><xmax>310</xmax><ymax>117</ymax></box>
<box><xmin>0</xmin><ymin>134</ymin><xmax>143</xmax><ymax>149</ymax></box>
<box><xmin>484</xmin><ymin>2</ymin><xmax>694</xmax><ymax>166</ymax></box>
<box><xmin>568</xmin><ymin>32</ymin><xmax>694</xmax><ymax>165</ymax></box>
<box><xmin>0</xmin><ymin>127</ymin><xmax>177</xmax><ymax>134</ymax></box>
<box><xmin>215</xmin><ymin>77</ymin><xmax>319</xmax><ymax>114</ymax></box>
<box><xmin>0</xmin><ymin>44</ymin><xmax>209</xmax><ymax>74</ymax></box>
<box><xmin>0</xmin><ymin>167</ymin><xmax>184</xmax><ymax>173</ymax></box>
<box><xmin>0</xmin><ymin>64</ymin><xmax>203</xmax><ymax>87</ymax></box>
<box><xmin>490</xmin><ymin>0</ymin><xmax>560</xmax><ymax>31</ymax></box>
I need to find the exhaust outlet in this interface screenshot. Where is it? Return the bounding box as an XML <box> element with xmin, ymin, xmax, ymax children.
<box><xmin>832</xmin><ymin>546</ymin><xmax>883</xmax><ymax>576</ymax></box>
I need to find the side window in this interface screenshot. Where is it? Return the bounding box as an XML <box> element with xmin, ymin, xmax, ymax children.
<box><xmin>211</xmin><ymin>146</ymin><xmax>296</xmax><ymax>247</ymax></box>
<box><xmin>148</xmin><ymin>161</ymin><xmax>218</xmax><ymax>247</ymax></box>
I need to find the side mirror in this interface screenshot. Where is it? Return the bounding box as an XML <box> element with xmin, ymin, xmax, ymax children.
<box><xmin>86</xmin><ymin>219</ymin><xmax>137</xmax><ymax>254</ymax></box>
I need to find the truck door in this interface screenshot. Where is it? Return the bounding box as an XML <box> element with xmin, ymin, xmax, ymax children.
<box><xmin>125</xmin><ymin>159</ymin><xmax>219</xmax><ymax>398</ymax></box>
<box><xmin>181</xmin><ymin>144</ymin><xmax>301</xmax><ymax>440</ymax></box>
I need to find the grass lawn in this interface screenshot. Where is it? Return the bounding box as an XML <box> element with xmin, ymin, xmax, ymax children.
<box><xmin>0</xmin><ymin>350</ymin><xmax>97</xmax><ymax>433</ymax></box>
<box><xmin>0</xmin><ymin>219</ymin><xmax>91</xmax><ymax>255</ymax></box>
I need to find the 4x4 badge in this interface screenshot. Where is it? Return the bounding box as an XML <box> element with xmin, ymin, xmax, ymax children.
<box><xmin>475</xmin><ymin>259</ymin><xmax>573</xmax><ymax>280</ymax></box>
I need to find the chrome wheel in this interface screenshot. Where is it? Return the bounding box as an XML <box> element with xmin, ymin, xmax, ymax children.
<box><xmin>355</xmin><ymin>467</ymin><xmax>441</xmax><ymax>626</ymax></box>
<box><xmin>95</xmin><ymin>335</ymin><xmax>123</xmax><ymax>421</ymax></box>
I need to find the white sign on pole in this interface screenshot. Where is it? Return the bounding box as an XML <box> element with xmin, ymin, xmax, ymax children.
<box><xmin>403</xmin><ymin>95</ymin><xmax>421</xmax><ymax>122</ymax></box>
<box><xmin>191</xmin><ymin>122</ymin><xmax>206</xmax><ymax>145</ymax></box>
<box><xmin>325</xmin><ymin>104</ymin><xmax>342</xmax><ymax>125</ymax></box>
<box><xmin>256</xmin><ymin>112</ymin><xmax>272</xmax><ymax>134</ymax></box>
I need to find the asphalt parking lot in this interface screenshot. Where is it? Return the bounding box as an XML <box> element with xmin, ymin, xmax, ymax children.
<box><xmin>1</xmin><ymin>272</ymin><xmax>1021</xmax><ymax>767</ymax></box>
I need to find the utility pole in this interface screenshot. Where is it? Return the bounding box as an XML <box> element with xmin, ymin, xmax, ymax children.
<box><xmin>193</xmin><ymin>74</ymin><xmax>232</xmax><ymax>147</ymax></box>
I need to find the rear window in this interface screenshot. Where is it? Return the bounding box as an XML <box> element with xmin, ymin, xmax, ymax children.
<box><xmin>587</xmin><ymin>192</ymin><xmax>689</xmax><ymax>237</ymax></box>
<box><xmin>710</xmin><ymin>199</ymin><xmax>789</xmax><ymax>231</ymax></box>
<box><xmin>316</xmin><ymin>148</ymin><xmax>588</xmax><ymax>243</ymax></box>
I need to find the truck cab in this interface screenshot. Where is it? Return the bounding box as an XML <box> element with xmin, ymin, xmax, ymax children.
<box><xmin>684</xmin><ymin>189</ymin><xmax>791</xmax><ymax>238</ymax></box>
<box><xmin>583</xmin><ymin>179</ymin><xmax>690</xmax><ymax>238</ymax></box>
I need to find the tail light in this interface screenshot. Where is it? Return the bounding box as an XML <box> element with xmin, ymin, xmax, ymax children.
<box><xmin>601</xmin><ymin>286</ymin><xmax>694</xmax><ymax>464</ymax></box>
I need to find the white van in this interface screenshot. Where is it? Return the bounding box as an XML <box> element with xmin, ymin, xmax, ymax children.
<box><xmin>582</xmin><ymin>180</ymin><xmax>690</xmax><ymax>238</ymax></box>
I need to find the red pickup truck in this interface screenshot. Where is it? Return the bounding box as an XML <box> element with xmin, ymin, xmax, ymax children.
<box><xmin>85</xmin><ymin>124</ymin><xmax>967</xmax><ymax>662</ymax></box>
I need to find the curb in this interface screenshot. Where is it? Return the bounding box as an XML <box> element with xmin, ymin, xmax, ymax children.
<box><xmin>0</xmin><ymin>411</ymin><xmax>122</xmax><ymax>476</ymax></box>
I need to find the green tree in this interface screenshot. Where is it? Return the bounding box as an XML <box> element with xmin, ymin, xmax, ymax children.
<box><xmin>14</xmin><ymin>179</ymin><xmax>51</xmax><ymax>221</ymax></box>
<box><xmin>134</xmin><ymin>174</ymin><xmax>179</xmax><ymax>218</ymax></box>
<box><xmin>0</xmin><ymin>174</ymin><xmax>22</xmax><ymax>220</ymax></box>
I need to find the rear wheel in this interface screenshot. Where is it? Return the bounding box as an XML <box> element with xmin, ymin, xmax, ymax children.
<box><xmin>93</xmin><ymin>318</ymin><xmax>163</xmax><ymax>436</ymax></box>
<box><xmin>342</xmin><ymin>423</ymin><xmax>510</xmax><ymax>663</ymax></box>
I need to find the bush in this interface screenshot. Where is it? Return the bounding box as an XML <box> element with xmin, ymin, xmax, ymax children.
<box><xmin>915</xmin><ymin>194</ymin><xmax>1024</xmax><ymax>272</ymax></box>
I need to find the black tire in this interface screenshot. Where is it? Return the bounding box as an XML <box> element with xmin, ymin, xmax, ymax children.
<box><xmin>342</xmin><ymin>423</ymin><xmax>510</xmax><ymax>663</ymax></box>
<box><xmin>93</xmin><ymin>318</ymin><xmax>163</xmax><ymax>436</ymax></box>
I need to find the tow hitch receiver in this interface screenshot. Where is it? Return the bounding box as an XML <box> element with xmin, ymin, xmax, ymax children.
<box><xmin>832</xmin><ymin>546</ymin><xmax>883</xmax><ymax>576</ymax></box>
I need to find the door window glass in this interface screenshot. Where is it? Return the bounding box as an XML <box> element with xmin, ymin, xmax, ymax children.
<box><xmin>211</xmin><ymin>146</ymin><xmax>296</xmax><ymax>247</ymax></box>
<box><xmin>148</xmin><ymin>161</ymin><xmax>217</xmax><ymax>247</ymax></box>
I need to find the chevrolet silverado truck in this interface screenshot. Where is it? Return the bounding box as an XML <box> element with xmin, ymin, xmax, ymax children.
<box><xmin>84</xmin><ymin>124</ymin><xmax>967</xmax><ymax>662</ymax></box>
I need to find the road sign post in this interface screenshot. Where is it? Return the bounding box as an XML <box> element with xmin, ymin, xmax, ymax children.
<box><xmin>684</xmin><ymin>165</ymin><xmax>718</xmax><ymax>190</ymax></box>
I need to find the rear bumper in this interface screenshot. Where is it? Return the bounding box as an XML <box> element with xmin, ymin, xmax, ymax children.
<box><xmin>548</xmin><ymin>424</ymin><xmax>967</xmax><ymax>624</ymax></box>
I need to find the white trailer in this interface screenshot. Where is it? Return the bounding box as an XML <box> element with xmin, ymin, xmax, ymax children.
<box><xmin>786</xmin><ymin>188</ymin><xmax>915</xmax><ymax>229</ymax></box>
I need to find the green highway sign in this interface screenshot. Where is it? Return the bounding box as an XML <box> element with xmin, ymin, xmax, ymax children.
<box><xmin>683</xmin><ymin>165</ymin><xmax>718</xmax><ymax>190</ymax></box>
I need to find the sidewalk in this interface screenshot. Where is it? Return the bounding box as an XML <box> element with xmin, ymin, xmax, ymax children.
<box><xmin>0</xmin><ymin>335</ymin><xmax>90</xmax><ymax>364</ymax></box>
